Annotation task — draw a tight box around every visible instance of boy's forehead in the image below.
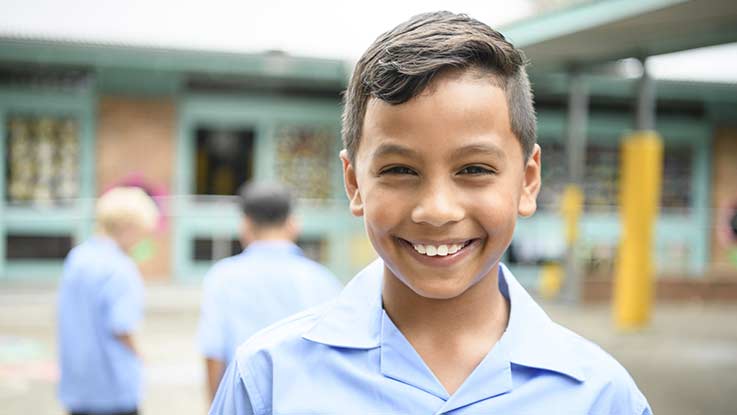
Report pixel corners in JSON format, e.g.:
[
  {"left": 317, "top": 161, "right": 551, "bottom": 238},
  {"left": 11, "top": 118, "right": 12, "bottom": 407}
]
[
  {"left": 362, "top": 74, "right": 510, "bottom": 134},
  {"left": 358, "top": 81, "right": 518, "bottom": 163}
]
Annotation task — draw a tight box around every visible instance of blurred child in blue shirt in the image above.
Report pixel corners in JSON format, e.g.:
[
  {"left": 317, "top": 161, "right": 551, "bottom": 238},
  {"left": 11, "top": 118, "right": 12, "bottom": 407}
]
[
  {"left": 210, "top": 11, "right": 651, "bottom": 414},
  {"left": 58, "top": 187, "right": 159, "bottom": 415},
  {"left": 198, "top": 181, "right": 341, "bottom": 402}
]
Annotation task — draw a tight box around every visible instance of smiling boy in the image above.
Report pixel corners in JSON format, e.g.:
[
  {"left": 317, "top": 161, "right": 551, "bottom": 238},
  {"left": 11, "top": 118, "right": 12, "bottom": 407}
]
[{"left": 210, "top": 11, "right": 651, "bottom": 414}]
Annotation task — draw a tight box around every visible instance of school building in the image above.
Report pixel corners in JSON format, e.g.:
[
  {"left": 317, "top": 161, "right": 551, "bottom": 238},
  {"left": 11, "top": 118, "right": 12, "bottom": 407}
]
[{"left": 1, "top": 1, "right": 736, "bottom": 300}]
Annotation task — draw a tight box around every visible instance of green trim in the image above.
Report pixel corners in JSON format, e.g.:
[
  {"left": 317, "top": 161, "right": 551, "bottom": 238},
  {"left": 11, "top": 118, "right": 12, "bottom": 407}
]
[
  {"left": 3, "top": 260, "right": 65, "bottom": 280},
  {"left": 255, "top": 122, "right": 277, "bottom": 181},
  {"left": 0, "top": 39, "right": 349, "bottom": 85},
  {"left": 0, "top": 112, "right": 5, "bottom": 277},
  {"left": 501, "top": 0, "right": 686, "bottom": 47},
  {"left": 532, "top": 73, "right": 737, "bottom": 104},
  {"left": 96, "top": 67, "right": 182, "bottom": 96},
  {"left": 690, "top": 128, "right": 712, "bottom": 274},
  {"left": 538, "top": 111, "right": 710, "bottom": 142},
  {"left": 3, "top": 208, "right": 87, "bottom": 234}
]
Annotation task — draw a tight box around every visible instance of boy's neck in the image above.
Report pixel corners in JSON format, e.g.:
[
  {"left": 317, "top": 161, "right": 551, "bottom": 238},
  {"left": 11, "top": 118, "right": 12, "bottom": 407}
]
[
  {"left": 382, "top": 265, "right": 509, "bottom": 337},
  {"left": 381, "top": 265, "right": 509, "bottom": 345},
  {"left": 381, "top": 265, "right": 510, "bottom": 395}
]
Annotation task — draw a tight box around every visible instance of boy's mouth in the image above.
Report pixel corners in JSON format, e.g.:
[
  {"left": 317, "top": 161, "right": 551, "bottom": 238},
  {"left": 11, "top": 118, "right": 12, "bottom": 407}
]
[{"left": 399, "top": 238, "right": 476, "bottom": 257}]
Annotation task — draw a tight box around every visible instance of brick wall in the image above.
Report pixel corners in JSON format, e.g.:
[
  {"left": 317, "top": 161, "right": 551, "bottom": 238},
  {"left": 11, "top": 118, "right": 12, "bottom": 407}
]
[{"left": 96, "top": 96, "right": 176, "bottom": 280}]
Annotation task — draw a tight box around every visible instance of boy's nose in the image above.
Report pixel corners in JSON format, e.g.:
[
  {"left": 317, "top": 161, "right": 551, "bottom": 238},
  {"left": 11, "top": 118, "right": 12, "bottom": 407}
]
[{"left": 410, "top": 183, "right": 465, "bottom": 227}]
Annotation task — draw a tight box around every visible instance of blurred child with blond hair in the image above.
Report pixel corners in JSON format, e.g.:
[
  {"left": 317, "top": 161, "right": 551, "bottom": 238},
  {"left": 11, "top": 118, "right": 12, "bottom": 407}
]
[{"left": 58, "top": 187, "right": 159, "bottom": 415}]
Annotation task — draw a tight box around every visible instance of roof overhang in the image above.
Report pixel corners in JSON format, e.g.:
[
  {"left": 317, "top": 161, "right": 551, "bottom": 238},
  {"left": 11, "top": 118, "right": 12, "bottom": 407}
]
[
  {"left": 0, "top": 38, "right": 349, "bottom": 86},
  {"left": 501, "top": 0, "right": 737, "bottom": 71}
]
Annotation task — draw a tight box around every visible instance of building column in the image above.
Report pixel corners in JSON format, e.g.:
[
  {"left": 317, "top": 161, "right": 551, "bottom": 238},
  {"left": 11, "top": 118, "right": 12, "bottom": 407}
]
[
  {"left": 560, "top": 69, "right": 589, "bottom": 304},
  {"left": 614, "top": 60, "right": 663, "bottom": 329}
]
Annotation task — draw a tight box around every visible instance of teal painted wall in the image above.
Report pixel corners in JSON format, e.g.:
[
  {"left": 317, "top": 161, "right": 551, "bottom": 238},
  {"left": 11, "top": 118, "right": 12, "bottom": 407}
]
[
  {"left": 511, "top": 110, "right": 712, "bottom": 284},
  {"left": 0, "top": 49, "right": 733, "bottom": 281}
]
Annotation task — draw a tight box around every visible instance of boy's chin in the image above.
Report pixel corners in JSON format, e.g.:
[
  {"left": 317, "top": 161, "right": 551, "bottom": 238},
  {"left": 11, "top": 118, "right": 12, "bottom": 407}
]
[{"left": 398, "top": 274, "right": 478, "bottom": 300}]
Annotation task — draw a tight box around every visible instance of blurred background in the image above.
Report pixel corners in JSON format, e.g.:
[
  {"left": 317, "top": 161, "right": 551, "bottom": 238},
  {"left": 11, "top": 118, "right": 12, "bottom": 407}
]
[{"left": 1, "top": 0, "right": 736, "bottom": 414}]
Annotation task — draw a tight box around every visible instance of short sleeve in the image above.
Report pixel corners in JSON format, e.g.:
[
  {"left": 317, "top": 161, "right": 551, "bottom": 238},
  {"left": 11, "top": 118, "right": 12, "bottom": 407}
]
[
  {"left": 590, "top": 361, "right": 652, "bottom": 415},
  {"left": 198, "top": 270, "right": 227, "bottom": 360},
  {"left": 104, "top": 261, "right": 144, "bottom": 335},
  {"left": 209, "top": 359, "right": 255, "bottom": 415}
]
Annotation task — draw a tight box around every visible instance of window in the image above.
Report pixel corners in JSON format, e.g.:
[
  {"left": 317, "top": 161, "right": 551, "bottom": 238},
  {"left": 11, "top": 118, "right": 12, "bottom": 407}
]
[
  {"left": 537, "top": 140, "right": 692, "bottom": 213},
  {"left": 661, "top": 146, "right": 692, "bottom": 213},
  {"left": 275, "top": 126, "right": 334, "bottom": 200},
  {"left": 583, "top": 144, "right": 619, "bottom": 213},
  {"left": 5, "top": 115, "right": 80, "bottom": 206},
  {"left": 5, "top": 234, "right": 73, "bottom": 260},
  {"left": 538, "top": 141, "right": 567, "bottom": 212},
  {"left": 191, "top": 236, "right": 326, "bottom": 263},
  {"left": 194, "top": 127, "right": 254, "bottom": 196},
  {"left": 192, "top": 237, "right": 242, "bottom": 261}
]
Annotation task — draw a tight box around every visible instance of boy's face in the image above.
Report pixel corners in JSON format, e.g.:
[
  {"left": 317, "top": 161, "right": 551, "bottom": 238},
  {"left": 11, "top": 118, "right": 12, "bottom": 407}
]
[
  {"left": 112, "top": 222, "right": 152, "bottom": 254},
  {"left": 341, "top": 70, "right": 541, "bottom": 300}
]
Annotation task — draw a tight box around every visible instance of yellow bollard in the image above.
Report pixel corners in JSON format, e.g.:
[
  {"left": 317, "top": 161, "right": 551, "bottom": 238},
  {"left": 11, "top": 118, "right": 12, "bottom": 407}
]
[
  {"left": 561, "top": 185, "right": 584, "bottom": 246},
  {"left": 539, "top": 262, "right": 564, "bottom": 299},
  {"left": 614, "top": 131, "right": 663, "bottom": 330}
]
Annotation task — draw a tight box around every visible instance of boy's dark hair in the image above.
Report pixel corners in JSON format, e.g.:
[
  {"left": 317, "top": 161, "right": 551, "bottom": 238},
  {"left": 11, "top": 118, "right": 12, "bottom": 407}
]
[
  {"left": 238, "top": 181, "right": 293, "bottom": 227},
  {"left": 341, "top": 11, "right": 536, "bottom": 163}
]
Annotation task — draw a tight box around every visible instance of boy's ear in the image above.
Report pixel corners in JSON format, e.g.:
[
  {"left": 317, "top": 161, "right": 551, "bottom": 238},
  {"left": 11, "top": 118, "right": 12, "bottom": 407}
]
[
  {"left": 340, "top": 149, "right": 364, "bottom": 217},
  {"left": 285, "top": 215, "right": 301, "bottom": 241},
  {"left": 518, "top": 144, "right": 542, "bottom": 218}
]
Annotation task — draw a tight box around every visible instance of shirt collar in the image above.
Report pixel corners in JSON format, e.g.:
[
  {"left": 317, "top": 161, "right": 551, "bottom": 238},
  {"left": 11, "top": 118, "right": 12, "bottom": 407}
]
[
  {"left": 243, "top": 240, "right": 302, "bottom": 256},
  {"left": 302, "top": 259, "right": 383, "bottom": 348},
  {"left": 302, "top": 259, "right": 585, "bottom": 382},
  {"left": 499, "top": 263, "right": 586, "bottom": 382}
]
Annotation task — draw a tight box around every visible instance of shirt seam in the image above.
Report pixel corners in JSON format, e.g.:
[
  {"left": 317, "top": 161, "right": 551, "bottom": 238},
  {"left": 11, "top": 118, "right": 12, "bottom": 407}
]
[
  {"left": 636, "top": 395, "right": 650, "bottom": 414},
  {"left": 240, "top": 357, "right": 268, "bottom": 415}
]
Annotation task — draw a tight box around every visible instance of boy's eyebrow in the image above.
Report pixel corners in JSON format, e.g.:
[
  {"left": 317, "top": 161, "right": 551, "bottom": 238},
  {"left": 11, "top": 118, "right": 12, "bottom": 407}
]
[
  {"left": 450, "top": 143, "right": 507, "bottom": 160},
  {"left": 371, "top": 143, "right": 419, "bottom": 159}
]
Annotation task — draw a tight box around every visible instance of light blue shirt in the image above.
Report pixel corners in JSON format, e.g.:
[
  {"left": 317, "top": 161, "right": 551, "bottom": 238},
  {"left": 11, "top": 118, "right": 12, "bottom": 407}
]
[
  {"left": 210, "top": 259, "right": 652, "bottom": 415},
  {"left": 198, "top": 241, "right": 342, "bottom": 365},
  {"left": 57, "top": 236, "right": 144, "bottom": 413}
]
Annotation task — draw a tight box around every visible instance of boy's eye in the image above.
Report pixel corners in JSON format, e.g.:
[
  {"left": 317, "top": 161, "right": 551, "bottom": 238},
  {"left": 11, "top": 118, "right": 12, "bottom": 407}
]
[
  {"left": 458, "top": 165, "right": 495, "bottom": 175},
  {"left": 380, "top": 166, "right": 418, "bottom": 176}
]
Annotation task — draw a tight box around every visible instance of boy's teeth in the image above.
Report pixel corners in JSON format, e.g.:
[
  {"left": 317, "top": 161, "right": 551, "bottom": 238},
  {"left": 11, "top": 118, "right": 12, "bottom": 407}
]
[{"left": 412, "top": 243, "right": 464, "bottom": 257}]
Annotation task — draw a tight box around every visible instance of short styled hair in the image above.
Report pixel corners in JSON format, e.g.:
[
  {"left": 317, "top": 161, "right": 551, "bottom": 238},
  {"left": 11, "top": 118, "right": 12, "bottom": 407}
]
[
  {"left": 96, "top": 187, "right": 159, "bottom": 235},
  {"left": 238, "top": 181, "right": 293, "bottom": 227},
  {"left": 342, "top": 11, "right": 536, "bottom": 163}
]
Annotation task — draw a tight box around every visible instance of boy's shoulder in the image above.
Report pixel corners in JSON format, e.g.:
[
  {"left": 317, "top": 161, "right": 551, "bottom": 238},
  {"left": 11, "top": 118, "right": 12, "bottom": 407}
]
[
  {"left": 233, "top": 260, "right": 382, "bottom": 362},
  {"left": 546, "top": 320, "right": 650, "bottom": 412},
  {"left": 232, "top": 301, "right": 334, "bottom": 363},
  {"left": 551, "top": 320, "right": 636, "bottom": 377}
]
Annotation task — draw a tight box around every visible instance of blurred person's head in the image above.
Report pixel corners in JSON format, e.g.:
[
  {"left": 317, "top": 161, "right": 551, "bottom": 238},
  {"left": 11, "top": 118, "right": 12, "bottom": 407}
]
[
  {"left": 238, "top": 181, "right": 299, "bottom": 245},
  {"left": 340, "top": 10, "right": 536, "bottom": 165},
  {"left": 96, "top": 187, "right": 159, "bottom": 253}
]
